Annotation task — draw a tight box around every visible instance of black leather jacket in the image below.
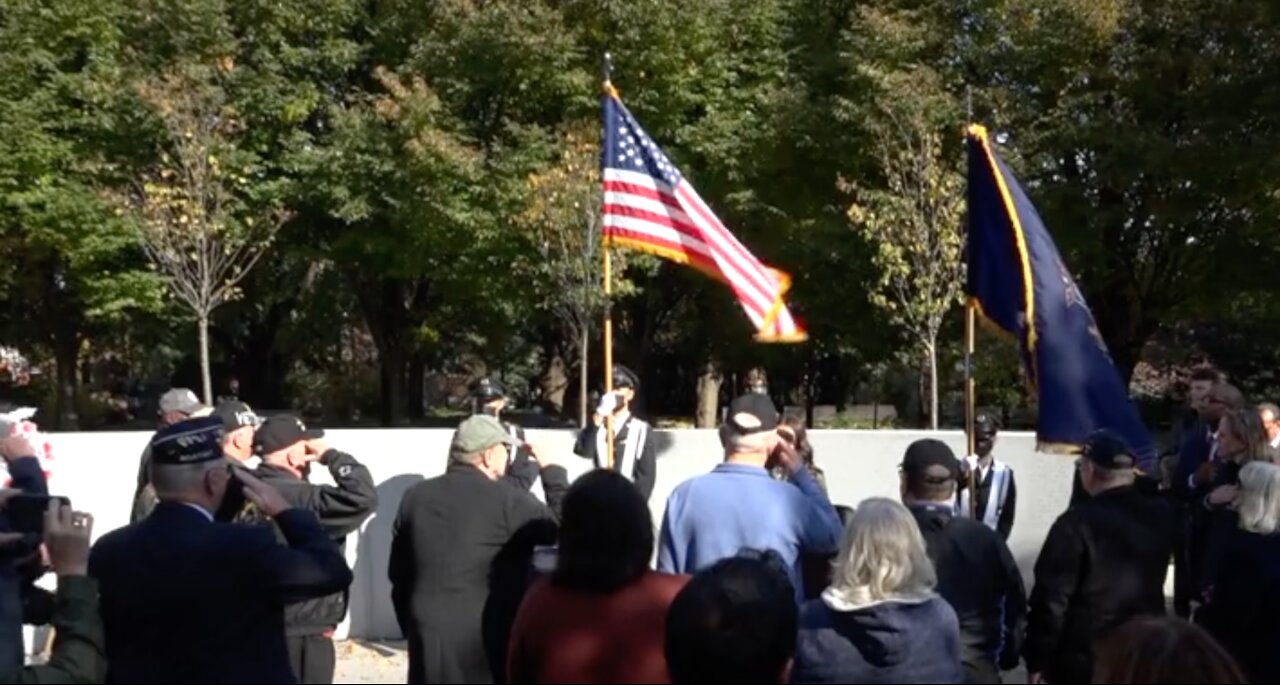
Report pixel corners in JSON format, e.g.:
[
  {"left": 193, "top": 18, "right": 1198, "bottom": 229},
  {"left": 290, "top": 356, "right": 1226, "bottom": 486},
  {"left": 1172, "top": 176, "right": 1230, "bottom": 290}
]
[
  {"left": 1026, "top": 486, "right": 1174, "bottom": 683},
  {"left": 246, "top": 450, "right": 377, "bottom": 634}
]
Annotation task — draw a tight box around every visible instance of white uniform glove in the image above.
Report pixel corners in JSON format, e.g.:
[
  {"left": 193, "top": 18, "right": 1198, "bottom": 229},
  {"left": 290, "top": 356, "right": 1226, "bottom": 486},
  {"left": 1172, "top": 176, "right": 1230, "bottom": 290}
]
[{"left": 596, "top": 392, "right": 619, "bottom": 417}]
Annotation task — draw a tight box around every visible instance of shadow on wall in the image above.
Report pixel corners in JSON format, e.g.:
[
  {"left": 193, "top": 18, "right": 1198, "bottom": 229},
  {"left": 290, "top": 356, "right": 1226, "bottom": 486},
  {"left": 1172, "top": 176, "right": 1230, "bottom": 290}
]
[
  {"left": 650, "top": 430, "right": 678, "bottom": 461},
  {"left": 351, "top": 473, "right": 425, "bottom": 640}
]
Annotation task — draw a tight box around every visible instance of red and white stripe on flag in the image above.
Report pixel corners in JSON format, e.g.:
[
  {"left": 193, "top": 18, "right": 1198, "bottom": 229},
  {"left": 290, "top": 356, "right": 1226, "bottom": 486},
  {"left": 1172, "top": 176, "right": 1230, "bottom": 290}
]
[{"left": 601, "top": 93, "right": 806, "bottom": 342}]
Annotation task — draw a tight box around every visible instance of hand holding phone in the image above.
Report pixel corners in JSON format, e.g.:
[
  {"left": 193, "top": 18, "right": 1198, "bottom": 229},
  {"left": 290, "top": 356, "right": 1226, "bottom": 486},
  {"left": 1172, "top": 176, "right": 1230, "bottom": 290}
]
[
  {"left": 43, "top": 499, "right": 92, "bottom": 577},
  {"left": 4, "top": 494, "right": 71, "bottom": 534}
]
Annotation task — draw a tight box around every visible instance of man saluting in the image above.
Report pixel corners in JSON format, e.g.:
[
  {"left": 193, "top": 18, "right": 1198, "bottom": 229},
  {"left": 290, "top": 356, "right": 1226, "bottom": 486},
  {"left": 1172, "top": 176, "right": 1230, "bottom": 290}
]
[
  {"left": 89, "top": 417, "right": 352, "bottom": 684},
  {"left": 574, "top": 365, "right": 656, "bottom": 500}
]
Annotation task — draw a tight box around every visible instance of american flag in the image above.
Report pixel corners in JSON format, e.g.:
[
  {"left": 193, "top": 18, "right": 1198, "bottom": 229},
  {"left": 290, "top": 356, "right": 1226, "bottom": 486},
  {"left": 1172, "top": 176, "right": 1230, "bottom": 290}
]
[{"left": 601, "top": 91, "right": 806, "bottom": 342}]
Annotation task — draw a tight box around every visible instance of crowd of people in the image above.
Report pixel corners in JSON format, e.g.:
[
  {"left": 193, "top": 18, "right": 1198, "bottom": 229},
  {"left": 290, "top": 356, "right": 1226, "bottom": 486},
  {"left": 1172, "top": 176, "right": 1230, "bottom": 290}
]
[{"left": 2, "top": 364, "right": 1279, "bottom": 684}]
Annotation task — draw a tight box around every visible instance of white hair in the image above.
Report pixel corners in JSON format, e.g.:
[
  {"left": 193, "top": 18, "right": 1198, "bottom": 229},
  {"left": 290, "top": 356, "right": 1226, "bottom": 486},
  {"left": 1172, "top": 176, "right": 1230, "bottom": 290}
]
[
  {"left": 1237, "top": 461, "right": 1280, "bottom": 535},
  {"left": 825, "top": 498, "right": 936, "bottom": 609},
  {"left": 718, "top": 424, "right": 776, "bottom": 455},
  {"left": 151, "top": 459, "right": 223, "bottom": 498}
]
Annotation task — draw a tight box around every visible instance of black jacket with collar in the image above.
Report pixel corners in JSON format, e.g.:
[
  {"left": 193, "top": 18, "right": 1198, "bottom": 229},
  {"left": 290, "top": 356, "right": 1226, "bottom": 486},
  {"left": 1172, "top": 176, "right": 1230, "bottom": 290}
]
[
  {"left": 247, "top": 449, "right": 377, "bottom": 635},
  {"left": 1026, "top": 486, "right": 1174, "bottom": 684},
  {"left": 910, "top": 504, "right": 1026, "bottom": 678}
]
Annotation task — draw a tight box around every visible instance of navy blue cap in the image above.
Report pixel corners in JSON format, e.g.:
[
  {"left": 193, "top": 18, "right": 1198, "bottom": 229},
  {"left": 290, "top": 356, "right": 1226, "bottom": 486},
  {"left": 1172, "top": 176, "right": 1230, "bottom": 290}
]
[
  {"left": 1081, "top": 430, "right": 1135, "bottom": 469},
  {"left": 150, "top": 416, "right": 226, "bottom": 465}
]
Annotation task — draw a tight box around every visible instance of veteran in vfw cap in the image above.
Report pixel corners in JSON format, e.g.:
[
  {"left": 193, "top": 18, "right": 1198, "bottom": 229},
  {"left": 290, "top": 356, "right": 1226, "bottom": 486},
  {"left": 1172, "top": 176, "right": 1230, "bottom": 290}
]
[
  {"left": 211, "top": 400, "right": 262, "bottom": 465},
  {"left": 572, "top": 364, "right": 657, "bottom": 500},
  {"left": 89, "top": 415, "right": 353, "bottom": 684}
]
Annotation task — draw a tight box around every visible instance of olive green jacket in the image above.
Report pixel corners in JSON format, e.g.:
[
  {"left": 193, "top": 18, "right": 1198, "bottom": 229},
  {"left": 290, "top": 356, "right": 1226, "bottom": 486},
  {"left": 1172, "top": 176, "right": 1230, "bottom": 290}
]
[{"left": 0, "top": 576, "right": 105, "bottom": 684}]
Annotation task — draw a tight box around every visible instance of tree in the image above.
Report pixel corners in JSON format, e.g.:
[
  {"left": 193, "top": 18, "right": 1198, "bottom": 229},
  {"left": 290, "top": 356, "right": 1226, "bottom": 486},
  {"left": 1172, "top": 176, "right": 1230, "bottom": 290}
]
[
  {"left": 129, "top": 66, "right": 286, "bottom": 404},
  {"left": 845, "top": 93, "right": 965, "bottom": 429},
  {"left": 516, "top": 124, "right": 605, "bottom": 423},
  {"left": 0, "top": 0, "right": 164, "bottom": 428}
]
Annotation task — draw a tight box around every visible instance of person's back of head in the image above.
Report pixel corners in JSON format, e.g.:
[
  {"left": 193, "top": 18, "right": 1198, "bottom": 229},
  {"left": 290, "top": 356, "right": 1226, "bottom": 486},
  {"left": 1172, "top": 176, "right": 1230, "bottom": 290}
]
[
  {"left": 718, "top": 394, "right": 782, "bottom": 467},
  {"left": 1237, "top": 461, "right": 1280, "bottom": 534},
  {"left": 899, "top": 439, "right": 960, "bottom": 505},
  {"left": 552, "top": 469, "right": 654, "bottom": 594},
  {"left": 665, "top": 551, "right": 797, "bottom": 684},
  {"left": 827, "top": 498, "right": 936, "bottom": 608},
  {"left": 148, "top": 417, "right": 232, "bottom": 513},
  {"left": 1093, "top": 616, "right": 1246, "bottom": 684}
]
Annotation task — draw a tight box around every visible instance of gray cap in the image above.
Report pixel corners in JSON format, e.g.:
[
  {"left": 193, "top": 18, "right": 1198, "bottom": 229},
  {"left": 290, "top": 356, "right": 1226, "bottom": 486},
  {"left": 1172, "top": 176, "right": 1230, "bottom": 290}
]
[
  {"left": 452, "top": 415, "right": 519, "bottom": 454},
  {"left": 159, "top": 388, "right": 206, "bottom": 416}
]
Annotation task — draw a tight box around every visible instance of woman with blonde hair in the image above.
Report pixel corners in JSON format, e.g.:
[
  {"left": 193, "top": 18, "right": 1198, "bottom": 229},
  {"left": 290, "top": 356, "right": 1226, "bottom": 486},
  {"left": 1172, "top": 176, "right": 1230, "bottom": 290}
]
[
  {"left": 1197, "top": 460, "right": 1280, "bottom": 682},
  {"left": 790, "top": 498, "right": 963, "bottom": 684}
]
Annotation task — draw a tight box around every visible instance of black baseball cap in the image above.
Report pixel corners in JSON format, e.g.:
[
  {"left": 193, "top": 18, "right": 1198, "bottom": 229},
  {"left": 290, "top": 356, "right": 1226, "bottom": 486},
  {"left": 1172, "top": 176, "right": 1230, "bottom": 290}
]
[
  {"left": 1080, "top": 430, "right": 1134, "bottom": 469},
  {"left": 253, "top": 415, "right": 324, "bottom": 455},
  {"left": 212, "top": 400, "right": 261, "bottom": 432},
  {"left": 901, "top": 439, "right": 961, "bottom": 484},
  {"left": 150, "top": 416, "right": 225, "bottom": 465},
  {"left": 723, "top": 393, "right": 780, "bottom": 435}
]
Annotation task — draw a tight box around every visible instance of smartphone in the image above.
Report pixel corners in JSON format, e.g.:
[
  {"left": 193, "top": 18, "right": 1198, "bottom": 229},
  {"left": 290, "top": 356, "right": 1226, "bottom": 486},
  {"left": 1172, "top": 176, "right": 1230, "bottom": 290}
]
[{"left": 5, "top": 494, "right": 71, "bottom": 535}]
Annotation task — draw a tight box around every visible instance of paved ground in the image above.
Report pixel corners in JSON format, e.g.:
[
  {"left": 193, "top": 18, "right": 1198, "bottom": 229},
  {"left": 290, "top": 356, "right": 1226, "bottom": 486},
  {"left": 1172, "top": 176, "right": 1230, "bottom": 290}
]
[
  {"left": 333, "top": 639, "right": 1031, "bottom": 683},
  {"left": 334, "top": 641, "right": 408, "bottom": 684}
]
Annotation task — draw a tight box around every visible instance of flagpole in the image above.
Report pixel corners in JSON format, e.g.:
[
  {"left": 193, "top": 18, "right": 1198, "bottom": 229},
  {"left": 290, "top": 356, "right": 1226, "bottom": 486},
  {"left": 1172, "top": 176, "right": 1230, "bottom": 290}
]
[
  {"left": 602, "top": 52, "right": 617, "bottom": 471},
  {"left": 965, "top": 302, "right": 977, "bottom": 519}
]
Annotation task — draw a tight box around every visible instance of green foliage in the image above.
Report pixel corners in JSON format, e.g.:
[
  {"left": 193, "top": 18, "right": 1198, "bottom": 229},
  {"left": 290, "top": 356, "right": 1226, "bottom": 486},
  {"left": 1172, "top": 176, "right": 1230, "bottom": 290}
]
[{"left": 3, "top": 0, "right": 1280, "bottom": 426}]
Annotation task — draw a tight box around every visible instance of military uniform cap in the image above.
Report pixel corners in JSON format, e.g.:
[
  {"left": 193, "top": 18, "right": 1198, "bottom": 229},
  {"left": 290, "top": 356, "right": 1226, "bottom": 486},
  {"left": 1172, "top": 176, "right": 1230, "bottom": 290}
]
[{"left": 470, "top": 377, "right": 507, "bottom": 401}]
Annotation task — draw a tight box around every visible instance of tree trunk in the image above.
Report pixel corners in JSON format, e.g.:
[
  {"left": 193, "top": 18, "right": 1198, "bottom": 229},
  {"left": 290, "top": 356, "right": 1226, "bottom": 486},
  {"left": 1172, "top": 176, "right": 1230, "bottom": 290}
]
[
  {"left": 695, "top": 359, "right": 722, "bottom": 428},
  {"left": 53, "top": 337, "right": 80, "bottom": 431},
  {"left": 926, "top": 340, "right": 939, "bottom": 430},
  {"left": 578, "top": 328, "right": 590, "bottom": 428},
  {"left": 407, "top": 353, "right": 426, "bottom": 420},
  {"left": 379, "top": 349, "right": 407, "bottom": 427},
  {"left": 540, "top": 352, "right": 569, "bottom": 416},
  {"left": 198, "top": 314, "right": 212, "bottom": 406}
]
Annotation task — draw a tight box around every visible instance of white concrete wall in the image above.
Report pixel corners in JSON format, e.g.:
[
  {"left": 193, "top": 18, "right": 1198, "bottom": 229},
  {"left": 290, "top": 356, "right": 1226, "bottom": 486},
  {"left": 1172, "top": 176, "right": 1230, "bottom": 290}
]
[{"left": 30, "top": 428, "right": 1074, "bottom": 640}]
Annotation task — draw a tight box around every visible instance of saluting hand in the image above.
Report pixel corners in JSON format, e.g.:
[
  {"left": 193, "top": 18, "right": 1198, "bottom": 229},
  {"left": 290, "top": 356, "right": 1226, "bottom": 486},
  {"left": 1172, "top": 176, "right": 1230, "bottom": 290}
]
[
  {"left": 772, "top": 435, "right": 802, "bottom": 476},
  {"left": 235, "top": 469, "right": 292, "bottom": 518},
  {"left": 526, "top": 442, "right": 551, "bottom": 469}
]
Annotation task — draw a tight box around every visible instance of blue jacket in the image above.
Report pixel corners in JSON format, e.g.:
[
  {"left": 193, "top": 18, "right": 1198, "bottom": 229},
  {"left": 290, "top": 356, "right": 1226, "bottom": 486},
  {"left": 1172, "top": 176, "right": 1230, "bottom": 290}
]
[
  {"left": 0, "top": 456, "right": 47, "bottom": 675},
  {"left": 90, "top": 502, "right": 352, "bottom": 683},
  {"left": 658, "top": 464, "right": 841, "bottom": 601},
  {"left": 791, "top": 595, "right": 965, "bottom": 684}
]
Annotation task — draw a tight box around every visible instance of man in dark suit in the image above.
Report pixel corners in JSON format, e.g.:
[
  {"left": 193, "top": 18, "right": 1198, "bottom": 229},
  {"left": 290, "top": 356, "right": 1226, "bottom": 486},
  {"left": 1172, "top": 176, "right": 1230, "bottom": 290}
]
[
  {"left": 389, "top": 415, "right": 569, "bottom": 685},
  {"left": 90, "top": 417, "right": 353, "bottom": 684},
  {"left": 573, "top": 365, "right": 657, "bottom": 500}
]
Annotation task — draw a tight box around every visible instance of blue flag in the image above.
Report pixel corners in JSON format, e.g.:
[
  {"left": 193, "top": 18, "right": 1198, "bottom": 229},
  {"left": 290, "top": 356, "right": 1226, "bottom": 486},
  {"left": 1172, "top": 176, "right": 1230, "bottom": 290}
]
[{"left": 966, "top": 125, "right": 1154, "bottom": 467}]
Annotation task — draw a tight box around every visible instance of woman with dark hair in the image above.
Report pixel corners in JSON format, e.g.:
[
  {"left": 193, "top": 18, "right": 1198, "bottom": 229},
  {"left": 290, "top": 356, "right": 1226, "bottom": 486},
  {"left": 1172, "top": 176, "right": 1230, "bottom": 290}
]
[
  {"left": 773, "top": 417, "right": 827, "bottom": 496},
  {"left": 506, "top": 470, "right": 688, "bottom": 683},
  {"left": 1093, "top": 616, "right": 1246, "bottom": 684}
]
